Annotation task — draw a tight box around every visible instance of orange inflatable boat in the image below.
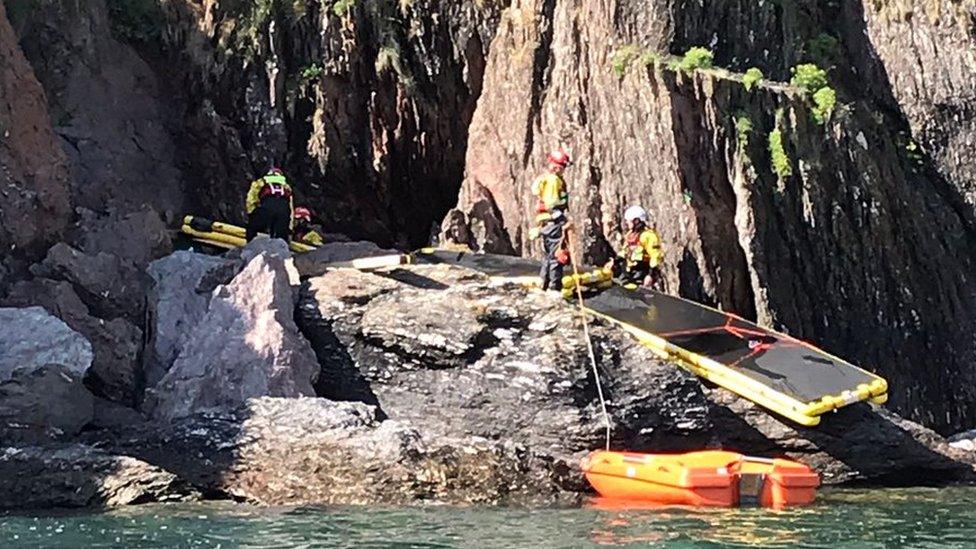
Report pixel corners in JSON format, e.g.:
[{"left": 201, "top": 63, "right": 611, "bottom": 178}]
[{"left": 581, "top": 450, "right": 819, "bottom": 508}]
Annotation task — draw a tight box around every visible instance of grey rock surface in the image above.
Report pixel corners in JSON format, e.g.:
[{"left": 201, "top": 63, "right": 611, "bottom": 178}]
[
  {"left": 2, "top": 279, "right": 143, "bottom": 406},
  {"left": 0, "top": 364, "right": 94, "bottom": 437},
  {"left": 0, "top": 444, "right": 198, "bottom": 510},
  {"left": 30, "top": 243, "right": 146, "bottom": 321},
  {"left": 0, "top": 306, "right": 92, "bottom": 382},
  {"left": 144, "top": 251, "right": 233, "bottom": 388},
  {"left": 147, "top": 250, "right": 319, "bottom": 421}
]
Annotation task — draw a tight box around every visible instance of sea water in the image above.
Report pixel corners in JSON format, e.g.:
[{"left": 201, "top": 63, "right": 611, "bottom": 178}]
[{"left": 2, "top": 487, "right": 975, "bottom": 548}]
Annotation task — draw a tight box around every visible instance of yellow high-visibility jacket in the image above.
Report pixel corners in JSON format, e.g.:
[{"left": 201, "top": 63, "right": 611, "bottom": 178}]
[
  {"left": 245, "top": 174, "right": 293, "bottom": 216},
  {"left": 531, "top": 172, "right": 568, "bottom": 224},
  {"left": 624, "top": 228, "right": 664, "bottom": 269},
  {"left": 297, "top": 229, "right": 325, "bottom": 246}
]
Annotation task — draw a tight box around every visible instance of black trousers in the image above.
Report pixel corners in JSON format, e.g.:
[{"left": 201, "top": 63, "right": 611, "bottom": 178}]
[
  {"left": 539, "top": 221, "right": 565, "bottom": 291},
  {"left": 246, "top": 197, "right": 291, "bottom": 241}
]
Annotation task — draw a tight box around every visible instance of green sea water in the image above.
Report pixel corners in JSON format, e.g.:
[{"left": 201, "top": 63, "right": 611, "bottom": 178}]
[{"left": 2, "top": 487, "right": 975, "bottom": 548}]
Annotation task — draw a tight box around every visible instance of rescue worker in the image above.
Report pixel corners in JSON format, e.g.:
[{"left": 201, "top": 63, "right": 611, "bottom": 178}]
[
  {"left": 245, "top": 166, "right": 294, "bottom": 242},
  {"left": 292, "top": 206, "right": 325, "bottom": 246},
  {"left": 605, "top": 205, "right": 664, "bottom": 289},
  {"left": 531, "top": 149, "right": 572, "bottom": 291}
]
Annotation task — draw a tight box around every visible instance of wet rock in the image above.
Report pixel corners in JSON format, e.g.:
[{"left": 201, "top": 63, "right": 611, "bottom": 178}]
[
  {"left": 2, "top": 279, "right": 143, "bottom": 406},
  {"left": 30, "top": 243, "right": 146, "bottom": 322},
  {"left": 0, "top": 306, "right": 92, "bottom": 382},
  {"left": 95, "top": 397, "right": 570, "bottom": 506},
  {"left": 146, "top": 250, "right": 319, "bottom": 421},
  {"left": 0, "top": 364, "right": 94, "bottom": 438},
  {"left": 0, "top": 444, "right": 198, "bottom": 510},
  {"left": 144, "top": 251, "right": 237, "bottom": 388}
]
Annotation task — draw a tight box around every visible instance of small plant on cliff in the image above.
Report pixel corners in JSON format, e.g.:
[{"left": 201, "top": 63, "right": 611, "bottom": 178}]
[
  {"left": 301, "top": 63, "right": 324, "bottom": 83},
  {"left": 790, "top": 64, "right": 828, "bottom": 94},
  {"left": 768, "top": 129, "right": 793, "bottom": 178},
  {"left": 735, "top": 115, "right": 753, "bottom": 148},
  {"left": 332, "top": 0, "right": 355, "bottom": 17},
  {"left": 742, "top": 67, "right": 764, "bottom": 91},
  {"left": 678, "top": 47, "right": 714, "bottom": 72},
  {"left": 640, "top": 51, "right": 661, "bottom": 68},
  {"left": 811, "top": 87, "right": 837, "bottom": 124},
  {"left": 611, "top": 45, "right": 643, "bottom": 76}
]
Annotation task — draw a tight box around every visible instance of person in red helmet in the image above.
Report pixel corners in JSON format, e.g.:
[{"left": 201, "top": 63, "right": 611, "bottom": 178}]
[
  {"left": 531, "top": 149, "right": 572, "bottom": 292},
  {"left": 292, "top": 206, "right": 324, "bottom": 246},
  {"left": 245, "top": 166, "right": 294, "bottom": 242}
]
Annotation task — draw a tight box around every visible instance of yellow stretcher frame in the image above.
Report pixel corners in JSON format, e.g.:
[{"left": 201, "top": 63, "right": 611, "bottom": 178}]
[
  {"left": 181, "top": 216, "right": 317, "bottom": 254},
  {"left": 413, "top": 249, "right": 888, "bottom": 427}
]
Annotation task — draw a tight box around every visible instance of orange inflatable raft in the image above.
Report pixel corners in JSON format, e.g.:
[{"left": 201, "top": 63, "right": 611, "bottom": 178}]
[{"left": 581, "top": 450, "right": 819, "bottom": 508}]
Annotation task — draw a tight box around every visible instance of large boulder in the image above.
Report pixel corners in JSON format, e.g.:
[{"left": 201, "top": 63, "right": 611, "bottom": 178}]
[
  {"left": 0, "top": 306, "right": 92, "bottom": 382},
  {"left": 143, "top": 251, "right": 234, "bottom": 388},
  {"left": 30, "top": 243, "right": 146, "bottom": 321},
  {"left": 146, "top": 249, "right": 320, "bottom": 421},
  {"left": 297, "top": 263, "right": 975, "bottom": 487},
  {"left": 0, "top": 364, "right": 94, "bottom": 437},
  {"left": 70, "top": 207, "right": 173, "bottom": 269},
  {"left": 0, "top": 444, "right": 198, "bottom": 510},
  {"left": 0, "top": 307, "right": 95, "bottom": 438},
  {"left": 2, "top": 279, "right": 142, "bottom": 406},
  {"left": 92, "top": 397, "right": 570, "bottom": 506}
]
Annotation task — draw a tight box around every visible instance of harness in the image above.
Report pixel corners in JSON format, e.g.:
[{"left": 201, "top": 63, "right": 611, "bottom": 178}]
[{"left": 259, "top": 175, "right": 292, "bottom": 200}]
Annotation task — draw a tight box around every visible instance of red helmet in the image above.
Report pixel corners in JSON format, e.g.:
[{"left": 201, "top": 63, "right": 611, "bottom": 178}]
[
  {"left": 294, "top": 206, "right": 313, "bottom": 221},
  {"left": 547, "top": 149, "right": 571, "bottom": 168},
  {"left": 268, "top": 166, "right": 284, "bottom": 176}
]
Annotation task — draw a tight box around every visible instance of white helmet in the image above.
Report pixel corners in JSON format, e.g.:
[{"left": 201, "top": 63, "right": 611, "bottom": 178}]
[{"left": 624, "top": 205, "right": 649, "bottom": 224}]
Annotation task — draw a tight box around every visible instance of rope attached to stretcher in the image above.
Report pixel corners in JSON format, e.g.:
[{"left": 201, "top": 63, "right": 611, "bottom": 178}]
[{"left": 565, "top": 227, "right": 611, "bottom": 451}]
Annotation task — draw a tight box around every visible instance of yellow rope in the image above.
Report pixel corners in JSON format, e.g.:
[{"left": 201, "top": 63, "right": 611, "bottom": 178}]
[{"left": 565, "top": 227, "right": 611, "bottom": 451}]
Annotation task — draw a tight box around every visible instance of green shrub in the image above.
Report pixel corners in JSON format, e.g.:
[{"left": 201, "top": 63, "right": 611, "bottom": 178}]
[
  {"left": 768, "top": 130, "right": 793, "bottom": 178},
  {"left": 679, "top": 47, "right": 714, "bottom": 72},
  {"left": 790, "top": 63, "right": 828, "bottom": 94},
  {"left": 742, "top": 67, "right": 763, "bottom": 91},
  {"left": 611, "top": 45, "right": 643, "bottom": 76},
  {"left": 333, "top": 0, "right": 355, "bottom": 17},
  {"left": 811, "top": 87, "right": 837, "bottom": 124},
  {"left": 301, "top": 63, "right": 323, "bottom": 82},
  {"left": 735, "top": 115, "right": 753, "bottom": 147},
  {"left": 639, "top": 51, "right": 660, "bottom": 68}
]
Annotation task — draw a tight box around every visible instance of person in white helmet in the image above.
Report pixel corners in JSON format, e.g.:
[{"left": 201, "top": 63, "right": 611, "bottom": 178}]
[{"left": 605, "top": 205, "right": 664, "bottom": 289}]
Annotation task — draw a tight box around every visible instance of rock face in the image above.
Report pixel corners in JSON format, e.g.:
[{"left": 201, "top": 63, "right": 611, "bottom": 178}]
[
  {"left": 147, "top": 247, "right": 319, "bottom": 421},
  {"left": 96, "top": 397, "right": 572, "bottom": 506},
  {"left": 0, "top": 307, "right": 92, "bottom": 382},
  {"left": 0, "top": 444, "right": 198, "bottom": 510},
  {"left": 0, "top": 307, "right": 95, "bottom": 437},
  {"left": 296, "top": 263, "right": 974, "bottom": 487},
  {"left": 0, "top": 2, "right": 71, "bottom": 265},
  {"left": 2, "top": 279, "right": 142, "bottom": 406},
  {"left": 143, "top": 251, "right": 235, "bottom": 388},
  {"left": 445, "top": 0, "right": 976, "bottom": 434}
]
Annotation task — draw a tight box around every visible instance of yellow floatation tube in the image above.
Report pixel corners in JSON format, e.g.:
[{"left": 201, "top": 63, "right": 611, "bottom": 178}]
[{"left": 181, "top": 215, "right": 318, "bottom": 254}]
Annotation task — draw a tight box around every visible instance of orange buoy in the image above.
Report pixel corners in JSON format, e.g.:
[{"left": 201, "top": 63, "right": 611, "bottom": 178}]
[{"left": 581, "top": 450, "right": 819, "bottom": 508}]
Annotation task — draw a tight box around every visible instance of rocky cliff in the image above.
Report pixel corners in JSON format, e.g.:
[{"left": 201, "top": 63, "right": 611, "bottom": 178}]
[
  {"left": 3, "top": 241, "right": 973, "bottom": 510},
  {"left": 1, "top": 0, "right": 975, "bottom": 509},
  {"left": 444, "top": 0, "right": 976, "bottom": 434}
]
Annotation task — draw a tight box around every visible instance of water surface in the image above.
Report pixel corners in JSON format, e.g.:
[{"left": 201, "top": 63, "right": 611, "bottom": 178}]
[{"left": 3, "top": 487, "right": 975, "bottom": 548}]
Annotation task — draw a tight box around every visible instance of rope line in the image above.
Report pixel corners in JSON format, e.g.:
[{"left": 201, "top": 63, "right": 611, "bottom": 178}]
[{"left": 565, "top": 227, "right": 611, "bottom": 451}]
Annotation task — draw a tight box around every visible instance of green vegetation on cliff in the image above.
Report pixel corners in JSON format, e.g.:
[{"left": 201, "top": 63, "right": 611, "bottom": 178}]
[{"left": 768, "top": 129, "right": 793, "bottom": 178}]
